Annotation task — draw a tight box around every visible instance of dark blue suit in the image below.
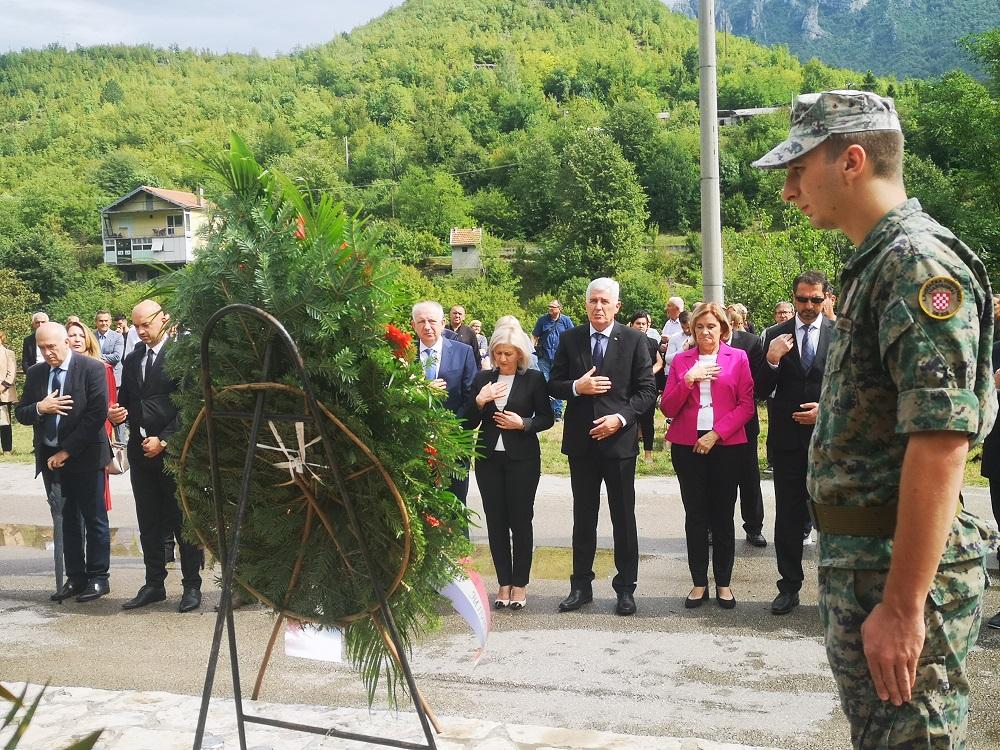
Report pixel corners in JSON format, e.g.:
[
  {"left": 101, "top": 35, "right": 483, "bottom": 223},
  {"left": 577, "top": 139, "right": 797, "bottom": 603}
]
[
  {"left": 16, "top": 352, "right": 111, "bottom": 585},
  {"left": 422, "top": 336, "right": 477, "bottom": 507}
]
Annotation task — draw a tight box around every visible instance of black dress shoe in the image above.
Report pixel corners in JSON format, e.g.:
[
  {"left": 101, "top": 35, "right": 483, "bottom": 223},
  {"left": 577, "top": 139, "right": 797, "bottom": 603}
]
[
  {"left": 50, "top": 580, "right": 86, "bottom": 602},
  {"left": 716, "top": 588, "right": 736, "bottom": 609},
  {"left": 771, "top": 591, "right": 800, "bottom": 615},
  {"left": 179, "top": 587, "right": 202, "bottom": 613},
  {"left": 746, "top": 532, "right": 767, "bottom": 548},
  {"left": 122, "top": 584, "right": 167, "bottom": 610},
  {"left": 615, "top": 591, "right": 636, "bottom": 616},
  {"left": 987, "top": 610, "right": 1000, "bottom": 630},
  {"left": 684, "top": 588, "right": 709, "bottom": 608},
  {"left": 75, "top": 580, "right": 110, "bottom": 602},
  {"left": 557, "top": 589, "right": 593, "bottom": 612}
]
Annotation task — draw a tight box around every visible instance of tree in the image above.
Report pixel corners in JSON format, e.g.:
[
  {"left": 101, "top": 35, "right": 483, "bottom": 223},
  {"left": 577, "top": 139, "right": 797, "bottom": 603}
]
[
  {"left": 99, "top": 78, "right": 124, "bottom": 105},
  {"left": 45, "top": 265, "right": 146, "bottom": 323},
  {"left": 395, "top": 167, "right": 471, "bottom": 238},
  {"left": 542, "top": 130, "right": 649, "bottom": 287},
  {"left": 94, "top": 152, "right": 158, "bottom": 196},
  {"left": 0, "top": 227, "right": 76, "bottom": 305},
  {"left": 0, "top": 269, "right": 40, "bottom": 344}
]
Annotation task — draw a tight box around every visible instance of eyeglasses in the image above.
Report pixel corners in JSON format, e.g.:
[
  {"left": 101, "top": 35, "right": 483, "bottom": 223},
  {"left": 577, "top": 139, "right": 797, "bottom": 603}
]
[{"left": 795, "top": 296, "right": 826, "bottom": 305}]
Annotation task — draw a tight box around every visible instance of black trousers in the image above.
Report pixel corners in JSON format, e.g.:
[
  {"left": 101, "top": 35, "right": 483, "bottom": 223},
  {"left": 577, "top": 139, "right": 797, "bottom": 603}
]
[
  {"left": 736, "top": 438, "right": 764, "bottom": 535},
  {"left": 128, "top": 441, "right": 202, "bottom": 588},
  {"left": 772, "top": 443, "right": 811, "bottom": 594},
  {"left": 637, "top": 406, "right": 656, "bottom": 452},
  {"left": 474, "top": 451, "right": 540, "bottom": 587},
  {"left": 0, "top": 405, "right": 11, "bottom": 451},
  {"left": 41, "top": 459, "right": 110, "bottom": 584},
  {"left": 671, "top": 442, "right": 740, "bottom": 587},
  {"left": 567, "top": 453, "right": 639, "bottom": 594}
]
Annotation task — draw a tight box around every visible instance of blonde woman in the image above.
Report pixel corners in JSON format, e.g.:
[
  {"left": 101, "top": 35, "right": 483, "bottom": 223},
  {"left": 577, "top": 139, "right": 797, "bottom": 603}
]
[{"left": 464, "top": 322, "right": 554, "bottom": 610}]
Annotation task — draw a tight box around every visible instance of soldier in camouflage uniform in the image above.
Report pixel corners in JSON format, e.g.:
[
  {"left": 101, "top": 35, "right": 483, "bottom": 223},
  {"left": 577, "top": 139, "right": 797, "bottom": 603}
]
[{"left": 754, "top": 90, "right": 998, "bottom": 748}]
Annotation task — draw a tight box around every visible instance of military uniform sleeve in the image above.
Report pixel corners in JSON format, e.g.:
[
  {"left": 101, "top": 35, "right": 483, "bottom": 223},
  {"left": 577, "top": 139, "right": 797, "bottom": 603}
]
[{"left": 876, "top": 239, "right": 984, "bottom": 436}]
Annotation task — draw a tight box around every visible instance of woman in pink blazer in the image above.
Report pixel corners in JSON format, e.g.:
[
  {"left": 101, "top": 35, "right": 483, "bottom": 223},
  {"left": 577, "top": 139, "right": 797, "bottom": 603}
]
[{"left": 661, "top": 302, "right": 755, "bottom": 610}]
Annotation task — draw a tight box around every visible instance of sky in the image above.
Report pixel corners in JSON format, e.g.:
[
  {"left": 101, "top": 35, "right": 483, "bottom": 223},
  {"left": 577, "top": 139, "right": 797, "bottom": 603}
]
[{"left": 0, "top": 0, "right": 402, "bottom": 56}]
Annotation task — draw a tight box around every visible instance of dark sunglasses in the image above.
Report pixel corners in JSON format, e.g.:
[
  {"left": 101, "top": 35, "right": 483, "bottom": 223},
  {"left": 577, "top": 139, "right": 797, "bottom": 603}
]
[{"left": 795, "top": 295, "right": 825, "bottom": 305}]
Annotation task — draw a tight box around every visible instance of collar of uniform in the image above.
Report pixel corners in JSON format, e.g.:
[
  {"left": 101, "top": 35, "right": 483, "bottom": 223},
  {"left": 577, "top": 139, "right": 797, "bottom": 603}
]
[{"left": 843, "top": 197, "right": 923, "bottom": 276}]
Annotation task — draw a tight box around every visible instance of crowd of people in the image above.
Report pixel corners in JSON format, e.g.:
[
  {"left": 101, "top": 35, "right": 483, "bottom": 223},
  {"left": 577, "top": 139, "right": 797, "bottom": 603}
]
[{"left": 4, "top": 88, "right": 1000, "bottom": 749}]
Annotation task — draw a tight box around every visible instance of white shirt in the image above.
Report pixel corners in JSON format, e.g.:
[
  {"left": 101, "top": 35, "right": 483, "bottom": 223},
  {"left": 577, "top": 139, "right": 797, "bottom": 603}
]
[
  {"left": 124, "top": 326, "right": 140, "bottom": 359},
  {"left": 661, "top": 318, "right": 683, "bottom": 339},
  {"left": 493, "top": 373, "right": 516, "bottom": 452},
  {"left": 40, "top": 350, "right": 72, "bottom": 446},
  {"left": 570, "top": 323, "right": 625, "bottom": 427},
  {"left": 137, "top": 340, "right": 166, "bottom": 438},
  {"left": 696, "top": 353, "right": 716, "bottom": 431},
  {"left": 664, "top": 330, "right": 691, "bottom": 369},
  {"left": 767, "top": 315, "right": 819, "bottom": 370},
  {"left": 419, "top": 337, "right": 444, "bottom": 376}
]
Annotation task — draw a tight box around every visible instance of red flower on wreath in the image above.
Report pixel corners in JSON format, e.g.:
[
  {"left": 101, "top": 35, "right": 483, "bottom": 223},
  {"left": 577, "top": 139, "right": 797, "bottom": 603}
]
[
  {"left": 423, "top": 513, "right": 442, "bottom": 528},
  {"left": 293, "top": 214, "right": 307, "bottom": 241},
  {"left": 340, "top": 241, "right": 349, "bottom": 250},
  {"left": 384, "top": 324, "right": 412, "bottom": 360}
]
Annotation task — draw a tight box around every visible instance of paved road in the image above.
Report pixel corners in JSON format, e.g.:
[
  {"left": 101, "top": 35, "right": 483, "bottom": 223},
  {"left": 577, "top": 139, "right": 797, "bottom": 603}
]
[{"left": 2, "top": 461, "right": 999, "bottom": 749}]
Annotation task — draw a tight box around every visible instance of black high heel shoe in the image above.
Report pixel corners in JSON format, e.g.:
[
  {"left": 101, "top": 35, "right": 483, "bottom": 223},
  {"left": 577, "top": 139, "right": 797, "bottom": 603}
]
[
  {"left": 684, "top": 588, "right": 709, "bottom": 609},
  {"left": 716, "top": 588, "right": 736, "bottom": 609}
]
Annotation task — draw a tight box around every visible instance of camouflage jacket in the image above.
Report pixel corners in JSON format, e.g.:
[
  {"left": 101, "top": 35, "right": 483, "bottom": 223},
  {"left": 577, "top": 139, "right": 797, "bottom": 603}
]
[{"left": 808, "top": 198, "right": 998, "bottom": 569}]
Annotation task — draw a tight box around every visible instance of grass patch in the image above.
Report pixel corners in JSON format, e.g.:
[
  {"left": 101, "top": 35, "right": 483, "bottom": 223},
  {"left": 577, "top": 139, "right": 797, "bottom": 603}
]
[{"left": 0, "top": 420, "right": 33, "bottom": 463}]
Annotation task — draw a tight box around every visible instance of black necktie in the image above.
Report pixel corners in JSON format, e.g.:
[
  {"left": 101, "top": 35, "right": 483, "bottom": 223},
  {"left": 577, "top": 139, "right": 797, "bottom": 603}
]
[
  {"left": 45, "top": 367, "right": 62, "bottom": 443},
  {"left": 592, "top": 332, "right": 605, "bottom": 372},
  {"left": 144, "top": 348, "right": 155, "bottom": 383},
  {"left": 800, "top": 324, "right": 815, "bottom": 370}
]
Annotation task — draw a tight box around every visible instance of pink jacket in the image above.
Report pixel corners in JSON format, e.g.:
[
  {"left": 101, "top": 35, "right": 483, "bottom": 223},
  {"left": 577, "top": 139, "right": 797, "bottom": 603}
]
[{"left": 660, "top": 342, "right": 755, "bottom": 446}]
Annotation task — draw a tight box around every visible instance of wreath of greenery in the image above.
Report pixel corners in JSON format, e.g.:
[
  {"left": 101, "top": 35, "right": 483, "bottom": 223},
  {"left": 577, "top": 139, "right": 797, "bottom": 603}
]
[{"left": 165, "top": 134, "right": 475, "bottom": 703}]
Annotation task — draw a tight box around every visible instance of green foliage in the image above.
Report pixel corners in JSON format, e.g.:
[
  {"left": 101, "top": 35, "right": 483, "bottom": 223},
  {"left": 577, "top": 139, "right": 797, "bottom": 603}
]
[
  {"left": 542, "top": 129, "right": 649, "bottom": 287},
  {"left": 373, "top": 220, "right": 449, "bottom": 266},
  {"left": 45, "top": 265, "right": 149, "bottom": 324},
  {"left": 395, "top": 167, "right": 472, "bottom": 237},
  {"left": 93, "top": 152, "right": 158, "bottom": 196},
  {"left": 0, "top": 227, "right": 76, "bottom": 305},
  {"left": 0, "top": 269, "right": 39, "bottom": 342},
  {"left": 168, "top": 134, "right": 474, "bottom": 705},
  {"left": 99, "top": 78, "right": 124, "bottom": 105}
]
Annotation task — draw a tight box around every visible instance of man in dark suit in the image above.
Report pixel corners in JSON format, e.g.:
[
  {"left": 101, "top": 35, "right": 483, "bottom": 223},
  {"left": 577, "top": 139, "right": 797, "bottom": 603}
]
[
  {"left": 16, "top": 322, "right": 112, "bottom": 603},
  {"left": 94, "top": 310, "right": 125, "bottom": 387},
  {"left": 21, "top": 312, "right": 49, "bottom": 374},
  {"left": 109, "top": 299, "right": 203, "bottom": 612},
  {"left": 727, "top": 326, "right": 768, "bottom": 547},
  {"left": 446, "top": 304, "right": 483, "bottom": 369},
  {"left": 548, "top": 277, "right": 656, "bottom": 616},
  {"left": 756, "top": 271, "right": 835, "bottom": 615},
  {"left": 411, "top": 301, "right": 478, "bottom": 506}
]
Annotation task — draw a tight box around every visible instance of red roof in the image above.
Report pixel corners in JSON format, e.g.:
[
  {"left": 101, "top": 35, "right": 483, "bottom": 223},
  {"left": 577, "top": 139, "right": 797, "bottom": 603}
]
[
  {"left": 101, "top": 185, "right": 203, "bottom": 212},
  {"left": 449, "top": 227, "right": 483, "bottom": 246}
]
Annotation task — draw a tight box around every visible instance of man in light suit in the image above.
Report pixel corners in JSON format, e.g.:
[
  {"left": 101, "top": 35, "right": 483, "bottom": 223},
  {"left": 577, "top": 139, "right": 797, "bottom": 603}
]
[
  {"left": 109, "top": 299, "right": 203, "bottom": 613},
  {"left": 756, "top": 271, "right": 835, "bottom": 615},
  {"left": 16, "top": 322, "right": 112, "bottom": 603},
  {"left": 548, "top": 278, "right": 656, "bottom": 616},
  {"left": 411, "top": 300, "right": 478, "bottom": 505},
  {"left": 94, "top": 310, "right": 125, "bottom": 387}
]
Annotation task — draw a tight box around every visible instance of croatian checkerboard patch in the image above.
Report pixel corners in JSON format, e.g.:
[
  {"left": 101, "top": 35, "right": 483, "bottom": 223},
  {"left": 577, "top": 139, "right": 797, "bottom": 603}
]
[{"left": 918, "top": 276, "right": 963, "bottom": 320}]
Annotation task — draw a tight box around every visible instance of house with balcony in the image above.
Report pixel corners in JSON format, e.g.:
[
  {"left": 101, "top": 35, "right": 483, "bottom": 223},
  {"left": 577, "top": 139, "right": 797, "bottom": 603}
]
[{"left": 101, "top": 186, "right": 209, "bottom": 280}]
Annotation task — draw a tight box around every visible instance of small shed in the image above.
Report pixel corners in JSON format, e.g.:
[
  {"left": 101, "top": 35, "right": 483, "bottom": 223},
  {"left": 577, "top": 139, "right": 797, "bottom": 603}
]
[{"left": 449, "top": 227, "right": 483, "bottom": 276}]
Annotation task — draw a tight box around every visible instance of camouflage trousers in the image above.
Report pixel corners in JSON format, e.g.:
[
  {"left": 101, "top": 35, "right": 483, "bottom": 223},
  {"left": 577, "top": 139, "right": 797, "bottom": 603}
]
[{"left": 818, "top": 557, "right": 986, "bottom": 749}]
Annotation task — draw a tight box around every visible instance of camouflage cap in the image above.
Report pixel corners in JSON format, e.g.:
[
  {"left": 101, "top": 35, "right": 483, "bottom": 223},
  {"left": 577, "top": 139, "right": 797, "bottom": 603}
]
[{"left": 752, "top": 90, "right": 901, "bottom": 169}]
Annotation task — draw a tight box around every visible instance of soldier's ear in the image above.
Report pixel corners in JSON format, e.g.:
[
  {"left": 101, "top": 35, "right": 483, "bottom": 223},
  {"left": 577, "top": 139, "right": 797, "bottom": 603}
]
[{"left": 842, "top": 144, "right": 867, "bottom": 182}]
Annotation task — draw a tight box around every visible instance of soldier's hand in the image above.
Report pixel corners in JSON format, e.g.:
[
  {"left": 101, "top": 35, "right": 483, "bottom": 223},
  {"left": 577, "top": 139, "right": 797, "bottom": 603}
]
[
  {"left": 861, "top": 602, "right": 925, "bottom": 706},
  {"left": 792, "top": 402, "right": 818, "bottom": 425},
  {"left": 766, "top": 333, "right": 795, "bottom": 366},
  {"left": 575, "top": 366, "right": 612, "bottom": 396}
]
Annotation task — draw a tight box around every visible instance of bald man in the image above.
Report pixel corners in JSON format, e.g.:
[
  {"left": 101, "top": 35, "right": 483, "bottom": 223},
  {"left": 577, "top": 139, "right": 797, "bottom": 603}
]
[
  {"left": 110, "top": 300, "right": 203, "bottom": 612},
  {"left": 16, "top": 322, "right": 112, "bottom": 602}
]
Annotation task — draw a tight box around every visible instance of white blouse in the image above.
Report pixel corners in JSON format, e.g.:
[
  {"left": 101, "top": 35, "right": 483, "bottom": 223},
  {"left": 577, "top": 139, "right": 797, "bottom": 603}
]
[
  {"left": 696, "top": 354, "right": 716, "bottom": 431},
  {"left": 494, "top": 373, "right": 516, "bottom": 451}
]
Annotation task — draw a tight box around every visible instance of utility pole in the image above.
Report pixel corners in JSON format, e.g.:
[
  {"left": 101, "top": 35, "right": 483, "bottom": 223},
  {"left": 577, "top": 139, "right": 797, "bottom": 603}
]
[
  {"left": 699, "top": 0, "right": 724, "bottom": 304},
  {"left": 344, "top": 136, "right": 350, "bottom": 168}
]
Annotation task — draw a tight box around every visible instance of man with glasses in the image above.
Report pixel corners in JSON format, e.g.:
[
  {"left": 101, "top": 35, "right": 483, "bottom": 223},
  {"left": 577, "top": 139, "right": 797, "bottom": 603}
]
[
  {"left": 757, "top": 271, "right": 835, "bottom": 615},
  {"left": 109, "top": 299, "right": 203, "bottom": 613},
  {"left": 531, "top": 300, "right": 574, "bottom": 422}
]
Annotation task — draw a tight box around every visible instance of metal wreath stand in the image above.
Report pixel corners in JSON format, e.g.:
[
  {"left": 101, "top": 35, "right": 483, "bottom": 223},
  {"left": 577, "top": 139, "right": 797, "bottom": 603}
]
[{"left": 188, "top": 304, "right": 438, "bottom": 750}]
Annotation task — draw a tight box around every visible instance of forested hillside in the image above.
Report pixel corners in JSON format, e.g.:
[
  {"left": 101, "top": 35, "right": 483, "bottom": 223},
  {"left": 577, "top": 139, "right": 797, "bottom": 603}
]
[{"left": 0, "top": 0, "right": 998, "bottom": 336}]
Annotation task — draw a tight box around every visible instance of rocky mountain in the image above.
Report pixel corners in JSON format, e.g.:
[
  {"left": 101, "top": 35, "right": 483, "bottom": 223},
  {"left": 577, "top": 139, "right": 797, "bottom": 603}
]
[{"left": 665, "top": 0, "right": 999, "bottom": 78}]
